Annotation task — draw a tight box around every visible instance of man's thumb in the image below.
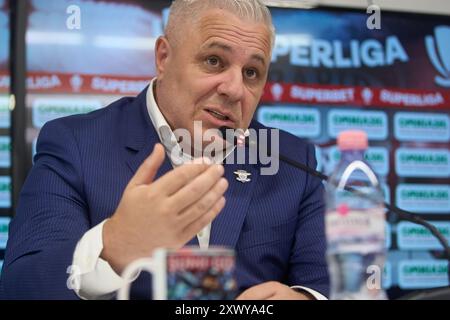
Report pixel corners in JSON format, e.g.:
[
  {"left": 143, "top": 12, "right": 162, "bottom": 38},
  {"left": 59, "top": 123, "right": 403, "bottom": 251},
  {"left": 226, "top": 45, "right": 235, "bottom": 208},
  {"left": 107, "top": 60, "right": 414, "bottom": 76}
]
[{"left": 130, "top": 143, "right": 165, "bottom": 186}]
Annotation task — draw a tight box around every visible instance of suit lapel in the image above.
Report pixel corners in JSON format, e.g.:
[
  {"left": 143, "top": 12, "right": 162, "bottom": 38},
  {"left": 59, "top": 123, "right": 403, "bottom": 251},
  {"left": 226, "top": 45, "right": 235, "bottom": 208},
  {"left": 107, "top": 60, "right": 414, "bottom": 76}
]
[
  {"left": 123, "top": 87, "right": 173, "bottom": 180},
  {"left": 122, "top": 88, "right": 197, "bottom": 245},
  {"left": 188, "top": 160, "right": 259, "bottom": 249},
  {"left": 209, "top": 160, "right": 259, "bottom": 248}
]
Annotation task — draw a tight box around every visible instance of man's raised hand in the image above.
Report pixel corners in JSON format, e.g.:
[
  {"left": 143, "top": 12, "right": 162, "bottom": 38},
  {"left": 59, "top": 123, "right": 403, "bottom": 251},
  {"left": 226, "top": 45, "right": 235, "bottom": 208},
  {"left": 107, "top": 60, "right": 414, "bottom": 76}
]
[{"left": 101, "top": 143, "right": 228, "bottom": 274}]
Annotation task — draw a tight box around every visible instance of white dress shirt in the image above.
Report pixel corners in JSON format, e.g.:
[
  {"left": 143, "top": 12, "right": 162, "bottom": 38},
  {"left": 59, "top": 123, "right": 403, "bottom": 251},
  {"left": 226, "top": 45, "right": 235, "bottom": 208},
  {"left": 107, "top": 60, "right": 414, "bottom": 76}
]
[{"left": 71, "top": 79, "right": 327, "bottom": 300}]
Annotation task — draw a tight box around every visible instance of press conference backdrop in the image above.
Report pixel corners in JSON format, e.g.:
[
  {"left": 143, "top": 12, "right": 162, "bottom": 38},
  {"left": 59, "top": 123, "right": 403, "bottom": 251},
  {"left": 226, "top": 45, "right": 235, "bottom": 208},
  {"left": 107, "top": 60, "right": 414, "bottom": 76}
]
[
  {"left": 2, "top": 0, "right": 450, "bottom": 299},
  {"left": 0, "top": 0, "right": 11, "bottom": 271}
]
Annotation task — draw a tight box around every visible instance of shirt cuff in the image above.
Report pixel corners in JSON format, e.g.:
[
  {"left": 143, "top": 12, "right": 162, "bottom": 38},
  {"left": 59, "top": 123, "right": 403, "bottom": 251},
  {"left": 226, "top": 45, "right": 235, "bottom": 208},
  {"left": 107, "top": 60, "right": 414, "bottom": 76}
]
[
  {"left": 290, "top": 286, "right": 328, "bottom": 300},
  {"left": 71, "top": 219, "right": 127, "bottom": 300}
]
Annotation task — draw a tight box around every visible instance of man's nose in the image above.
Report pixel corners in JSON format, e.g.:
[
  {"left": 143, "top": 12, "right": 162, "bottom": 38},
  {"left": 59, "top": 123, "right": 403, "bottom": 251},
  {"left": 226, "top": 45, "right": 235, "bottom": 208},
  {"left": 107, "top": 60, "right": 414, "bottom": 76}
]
[{"left": 217, "top": 67, "right": 245, "bottom": 104}]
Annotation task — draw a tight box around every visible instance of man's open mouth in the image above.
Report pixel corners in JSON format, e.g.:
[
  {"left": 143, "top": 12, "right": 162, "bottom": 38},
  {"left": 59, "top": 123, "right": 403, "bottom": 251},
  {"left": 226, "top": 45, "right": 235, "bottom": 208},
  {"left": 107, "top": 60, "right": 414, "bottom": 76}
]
[{"left": 206, "top": 109, "right": 230, "bottom": 121}]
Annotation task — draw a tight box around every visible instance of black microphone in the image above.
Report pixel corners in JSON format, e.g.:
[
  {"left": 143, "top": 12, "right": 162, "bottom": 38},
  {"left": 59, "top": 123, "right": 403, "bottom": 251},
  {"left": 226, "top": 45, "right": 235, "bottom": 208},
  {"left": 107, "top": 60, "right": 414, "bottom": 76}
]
[{"left": 218, "top": 126, "right": 450, "bottom": 265}]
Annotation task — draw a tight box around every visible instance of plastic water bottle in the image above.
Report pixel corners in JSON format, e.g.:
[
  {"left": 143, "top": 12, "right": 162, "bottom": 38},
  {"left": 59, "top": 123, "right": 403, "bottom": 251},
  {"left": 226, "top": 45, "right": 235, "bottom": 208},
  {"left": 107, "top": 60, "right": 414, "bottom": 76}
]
[{"left": 325, "top": 130, "right": 387, "bottom": 300}]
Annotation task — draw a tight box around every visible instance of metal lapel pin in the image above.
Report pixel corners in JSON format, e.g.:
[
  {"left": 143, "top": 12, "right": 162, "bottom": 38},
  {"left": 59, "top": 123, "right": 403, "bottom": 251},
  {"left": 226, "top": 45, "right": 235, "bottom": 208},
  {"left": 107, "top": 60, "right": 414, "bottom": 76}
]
[{"left": 234, "top": 170, "right": 251, "bottom": 183}]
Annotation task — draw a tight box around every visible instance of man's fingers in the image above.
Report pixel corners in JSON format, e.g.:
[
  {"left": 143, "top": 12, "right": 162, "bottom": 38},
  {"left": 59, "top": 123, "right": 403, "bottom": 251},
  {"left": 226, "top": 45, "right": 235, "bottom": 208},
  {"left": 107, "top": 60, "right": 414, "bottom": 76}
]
[
  {"left": 176, "top": 178, "right": 228, "bottom": 225},
  {"left": 168, "top": 165, "right": 226, "bottom": 211},
  {"left": 152, "top": 162, "right": 220, "bottom": 196},
  {"left": 130, "top": 144, "right": 166, "bottom": 186},
  {"left": 181, "top": 196, "right": 226, "bottom": 241}
]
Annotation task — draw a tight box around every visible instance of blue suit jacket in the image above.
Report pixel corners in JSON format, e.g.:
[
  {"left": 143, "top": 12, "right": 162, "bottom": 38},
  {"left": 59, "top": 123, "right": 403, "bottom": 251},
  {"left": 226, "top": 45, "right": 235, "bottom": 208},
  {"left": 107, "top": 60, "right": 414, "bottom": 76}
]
[{"left": 0, "top": 88, "right": 329, "bottom": 299}]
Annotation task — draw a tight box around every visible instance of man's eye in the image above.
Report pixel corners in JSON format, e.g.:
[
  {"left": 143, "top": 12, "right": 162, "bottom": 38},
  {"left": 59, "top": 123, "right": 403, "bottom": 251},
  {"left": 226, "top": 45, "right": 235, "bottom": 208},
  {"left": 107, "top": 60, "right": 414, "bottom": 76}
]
[
  {"left": 245, "top": 68, "right": 258, "bottom": 79},
  {"left": 206, "top": 56, "right": 220, "bottom": 67}
]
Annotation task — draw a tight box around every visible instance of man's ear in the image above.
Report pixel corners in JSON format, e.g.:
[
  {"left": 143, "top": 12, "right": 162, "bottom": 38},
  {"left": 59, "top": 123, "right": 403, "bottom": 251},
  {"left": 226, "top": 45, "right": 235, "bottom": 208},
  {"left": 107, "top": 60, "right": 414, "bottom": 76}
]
[{"left": 155, "top": 36, "right": 172, "bottom": 78}]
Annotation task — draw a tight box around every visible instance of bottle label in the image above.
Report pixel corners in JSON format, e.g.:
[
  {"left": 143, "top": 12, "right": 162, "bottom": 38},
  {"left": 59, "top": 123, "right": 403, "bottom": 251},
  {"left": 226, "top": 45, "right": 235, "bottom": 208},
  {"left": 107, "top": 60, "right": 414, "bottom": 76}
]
[{"left": 326, "top": 207, "right": 385, "bottom": 254}]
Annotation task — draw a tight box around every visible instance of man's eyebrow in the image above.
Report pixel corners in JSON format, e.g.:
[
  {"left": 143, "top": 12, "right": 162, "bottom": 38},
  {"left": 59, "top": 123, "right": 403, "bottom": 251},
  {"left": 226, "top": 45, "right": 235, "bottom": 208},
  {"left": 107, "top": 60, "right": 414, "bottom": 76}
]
[
  {"left": 205, "top": 41, "right": 233, "bottom": 52},
  {"left": 203, "top": 41, "right": 267, "bottom": 67}
]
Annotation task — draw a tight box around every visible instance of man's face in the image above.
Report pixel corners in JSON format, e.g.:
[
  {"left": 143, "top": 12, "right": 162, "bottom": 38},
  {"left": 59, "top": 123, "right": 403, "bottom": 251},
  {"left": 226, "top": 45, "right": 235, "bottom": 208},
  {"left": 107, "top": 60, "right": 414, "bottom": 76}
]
[{"left": 155, "top": 8, "right": 272, "bottom": 148}]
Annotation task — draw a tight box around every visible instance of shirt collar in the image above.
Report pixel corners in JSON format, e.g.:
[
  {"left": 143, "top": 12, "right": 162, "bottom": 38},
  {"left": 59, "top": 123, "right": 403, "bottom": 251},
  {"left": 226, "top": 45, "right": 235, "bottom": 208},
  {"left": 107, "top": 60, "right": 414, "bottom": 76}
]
[{"left": 145, "top": 78, "right": 245, "bottom": 166}]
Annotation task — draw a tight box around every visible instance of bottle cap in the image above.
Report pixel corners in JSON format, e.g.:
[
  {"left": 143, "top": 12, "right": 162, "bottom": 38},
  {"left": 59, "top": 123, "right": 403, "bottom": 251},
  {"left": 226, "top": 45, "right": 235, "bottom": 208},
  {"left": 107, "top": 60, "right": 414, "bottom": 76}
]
[{"left": 337, "top": 130, "right": 368, "bottom": 151}]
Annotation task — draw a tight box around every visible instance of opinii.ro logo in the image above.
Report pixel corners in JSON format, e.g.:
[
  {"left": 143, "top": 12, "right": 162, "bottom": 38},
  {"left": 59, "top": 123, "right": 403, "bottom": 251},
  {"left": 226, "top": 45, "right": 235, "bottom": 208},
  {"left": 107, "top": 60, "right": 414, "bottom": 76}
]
[{"left": 426, "top": 26, "right": 450, "bottom": 87}]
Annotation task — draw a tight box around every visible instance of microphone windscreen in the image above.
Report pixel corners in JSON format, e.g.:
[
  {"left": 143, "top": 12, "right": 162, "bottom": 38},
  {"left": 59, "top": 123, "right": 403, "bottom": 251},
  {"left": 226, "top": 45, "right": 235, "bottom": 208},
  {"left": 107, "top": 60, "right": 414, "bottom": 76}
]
[{"left": 218, "top": 127, "right": 247, "bottom": 147}]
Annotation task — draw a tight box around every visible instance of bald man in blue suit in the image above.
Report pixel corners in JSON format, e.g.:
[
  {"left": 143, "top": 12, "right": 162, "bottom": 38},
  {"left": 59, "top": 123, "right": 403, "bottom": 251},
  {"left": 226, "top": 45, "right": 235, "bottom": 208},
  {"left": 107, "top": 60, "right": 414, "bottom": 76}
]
[{"left": 0, "top": 0, "right": 329, "bottom": 300}]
